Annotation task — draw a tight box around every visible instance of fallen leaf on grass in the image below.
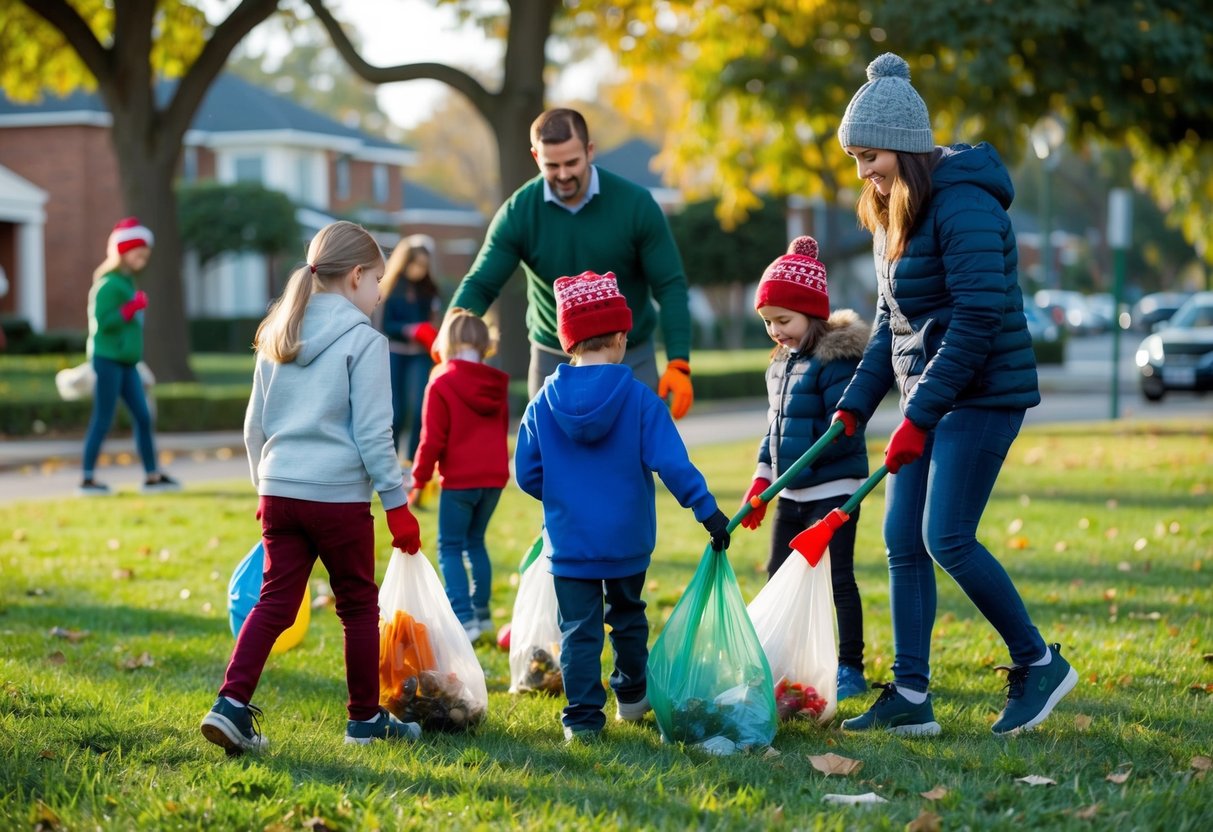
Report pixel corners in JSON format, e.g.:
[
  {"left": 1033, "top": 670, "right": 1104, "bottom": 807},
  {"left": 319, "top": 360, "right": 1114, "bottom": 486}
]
[
  {"left": 1193, "top": 756, "right": 1212, "bottom": 772},
  {"left": 119, "top": 652, "right": 154, "bottom": 671},
  {"left": 920, "top": 785, "right": 948, "bottom": 800},
  {"left": 1190, "top": 683, "right": 1213, "bottom": 695},
  {"left": 1106, "top": 768, "right": 1131, "bottom": 784},
  {"left": 809, "top": 753, "right": 863, "bottom": 776},
  {"left": 1074, "top": 714, "right": 1093, "bottom": 731},
  {"left": 821, "top": 792, "right": 887, "bottom": 805},
  {"left": 12, "top": 528, "right": 27, "bottom": 541},
  {"left": 48, "top": 626, "right": 90, "bottom": 643},
  {"left": 907, "top": 809, "right": 942, "bottom": 831},
  {"left": 1015, "top": 775, "right": 1056, "bottom": 786},
  {"left": 46, "top": 651, "right": 65, "bottom": 665},
  {"left": 1203, "top": 653, "right": 1213, "bottom": 663},
  {"left": 763, "top": 746, "right": 781, "bottom": 759},
  {"left": 1075, "top": 803, "right": 1100, "bottom": 820},
  {"left": 38, "top": 750, "right": 56, "bottom": 759},
  {"left": 1007, "top": 535, "right": 1030, "bottom": 550},
  {"left": 34, "top": 800, "right": 61, "bottom": 831},
  {"left": 111, "top": 568, "right": 134, "bottom": 580}
]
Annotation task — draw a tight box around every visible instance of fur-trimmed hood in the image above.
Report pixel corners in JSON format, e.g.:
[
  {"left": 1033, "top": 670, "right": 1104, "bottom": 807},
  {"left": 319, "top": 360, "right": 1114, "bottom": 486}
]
[{"left": 815, "top": 309, "right": 870, "bottom": 364}]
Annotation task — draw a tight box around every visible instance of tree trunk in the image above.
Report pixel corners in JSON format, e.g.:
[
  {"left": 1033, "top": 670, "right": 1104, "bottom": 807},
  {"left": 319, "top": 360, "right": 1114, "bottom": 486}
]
[{"left": 480, "top": 0, "right": 556, "bottom": 380}]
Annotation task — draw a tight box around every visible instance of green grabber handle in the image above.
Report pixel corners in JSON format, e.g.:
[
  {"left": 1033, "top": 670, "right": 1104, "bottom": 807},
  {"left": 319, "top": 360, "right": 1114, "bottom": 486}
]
[
  {"left": 724, "top": 419, "right": 846, "bottom": 535},
  {"left": 839, "top": 464, "right": 888, "bottom": 516}
]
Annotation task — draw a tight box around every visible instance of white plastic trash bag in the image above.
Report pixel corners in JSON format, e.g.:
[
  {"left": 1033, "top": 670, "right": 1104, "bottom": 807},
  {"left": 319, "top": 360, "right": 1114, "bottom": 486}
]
[
  {"left": 747, "top": 549, "right": 838, "bottom": 724},
  {"left": 377, "top": 548, "right": 488, "bottom": 731},
  {"left": 508, "top": 531, "right": 563, "bottom": 694},
  {"left": 55, "top": 360, "right": 156, "bottom": 401}
]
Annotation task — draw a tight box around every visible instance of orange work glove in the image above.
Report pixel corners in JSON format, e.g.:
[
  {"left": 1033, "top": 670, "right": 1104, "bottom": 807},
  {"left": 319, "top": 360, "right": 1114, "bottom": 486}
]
[
  {"left": 831, "top": 409, "right": 858, "bottom": 438},
  {"left": 885, "top": 418, "right": 928, "bottom": 474},
  {"left": 659, "top": 359, "right": 694, "bottom": 420},
  {"left": 739, "top": 477, "right": 772, "bottom": 530},
  {"left": 386, "top": 504, "right": 421, "bottom": 554}
]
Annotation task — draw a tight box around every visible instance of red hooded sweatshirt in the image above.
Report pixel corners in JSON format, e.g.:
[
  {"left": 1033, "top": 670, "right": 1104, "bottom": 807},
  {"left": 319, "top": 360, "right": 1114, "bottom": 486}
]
[{"left": 411, "top": 359, "right": 510, "bottom": 490}]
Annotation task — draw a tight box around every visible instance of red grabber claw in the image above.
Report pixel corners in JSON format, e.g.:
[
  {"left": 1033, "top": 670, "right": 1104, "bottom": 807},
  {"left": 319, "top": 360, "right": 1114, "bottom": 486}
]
[{"left": 790, "top": 508, "right": 851, "bottom": 568}]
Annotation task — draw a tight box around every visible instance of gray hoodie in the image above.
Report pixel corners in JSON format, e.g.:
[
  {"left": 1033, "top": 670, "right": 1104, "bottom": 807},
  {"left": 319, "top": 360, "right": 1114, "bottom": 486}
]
[{"left": 244, "top": 292, "right": 406, "bottom": 509}]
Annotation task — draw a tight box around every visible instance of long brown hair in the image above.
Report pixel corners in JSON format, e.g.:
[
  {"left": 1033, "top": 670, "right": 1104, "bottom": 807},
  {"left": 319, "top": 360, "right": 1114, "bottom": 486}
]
[
  {"left": 254, "top": 221, "right": 383, "bottom": 363},
  {"left": 855, "top": 150, "right": 935, "bottom": 261},
  {"left": 380, "top": 235, "right": 439, "bottom": 309}
]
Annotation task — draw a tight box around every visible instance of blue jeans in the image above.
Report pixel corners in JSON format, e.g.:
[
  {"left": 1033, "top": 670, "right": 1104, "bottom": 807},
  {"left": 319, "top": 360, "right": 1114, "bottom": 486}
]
[
  {"left": 883, "top": 407, "right": 1045, "bottom": 692},
  {"left": 82, "top": 355, "right": 158, "bottom": 477},
  {"left": 553, "top": 571, "right": 649, "bottom": 731},
  {"left": 436, "top": 487, "right": 501, "bottom": 624},
  {"left": 389, "top": 352, "right": 431, "bottom": 461}
]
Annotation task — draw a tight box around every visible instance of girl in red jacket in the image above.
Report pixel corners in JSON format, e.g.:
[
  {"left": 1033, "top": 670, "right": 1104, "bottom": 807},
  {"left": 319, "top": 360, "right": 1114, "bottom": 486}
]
[{"left": 410, "top": 310, "right": 510, "bottom": 641}]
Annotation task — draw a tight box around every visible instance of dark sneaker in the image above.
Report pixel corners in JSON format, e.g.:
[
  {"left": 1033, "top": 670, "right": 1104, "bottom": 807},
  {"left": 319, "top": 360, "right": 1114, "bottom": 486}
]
[
  {"left": 77, "top": 479, "right": 112, "bottom": 497},
  {"left": 562, "top": 725, "right": 602, "bottom": 745},
  {"left": 841, "top": 683, "right": 941, "bottom": 736},
  {"left": 615, "top": 693, "right": 651, "bottom": 723},
  {"left": 344, "top": 707, "right": 421, "bottom": 744},
  {"left": 200, "top": 698, "right": 267, "bottom": 755},
  {"left": 836, "top": 664, "right": 868, "bottom": 702},
  {"left": 141, "top": 473, "right": 182, "bottom": 494},
  {"left": 991, "top": 643, "right": 1078, "bottom": 734}
]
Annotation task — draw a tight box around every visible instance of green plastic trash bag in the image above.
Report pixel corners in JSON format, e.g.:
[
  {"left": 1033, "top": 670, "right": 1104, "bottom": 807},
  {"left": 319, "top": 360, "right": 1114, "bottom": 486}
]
[{"left": 647, "top": 546, "right": 777, "bottom": 753}]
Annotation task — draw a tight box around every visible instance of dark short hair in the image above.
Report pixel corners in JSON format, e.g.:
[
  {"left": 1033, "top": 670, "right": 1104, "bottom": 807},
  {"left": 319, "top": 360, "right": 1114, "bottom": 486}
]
[{"left": 530, "top": 108, "right": 590, "bottom": 148}]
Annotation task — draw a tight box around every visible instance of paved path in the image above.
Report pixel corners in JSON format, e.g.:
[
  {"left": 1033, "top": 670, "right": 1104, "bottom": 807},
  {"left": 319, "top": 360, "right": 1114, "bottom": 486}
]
[{"left": 1, "top": 360, "right": 1207, "bottom": 504}]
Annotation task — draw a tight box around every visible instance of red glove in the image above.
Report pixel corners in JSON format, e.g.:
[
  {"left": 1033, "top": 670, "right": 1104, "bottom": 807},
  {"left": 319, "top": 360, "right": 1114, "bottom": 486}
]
[
  {"left": 831, "top": 410, "right": 858, "bottom": 438},
  {"left": 120, "top": 290, "right": 148, "bottom": 322},
  {"left": 739, "top": 477, "right": 772, "bottom": 530},
  {"left": 885, "top": 418, "right": 928, "bottom": 473},
  {"left": 658, "top": 359, "right": 694, "bottom": 420},
  {"left": 412, "top": 322, "right": 438, "bottom": 354},
  {"left": 386, "top": 504, "right": 421, "bottom": 554}
]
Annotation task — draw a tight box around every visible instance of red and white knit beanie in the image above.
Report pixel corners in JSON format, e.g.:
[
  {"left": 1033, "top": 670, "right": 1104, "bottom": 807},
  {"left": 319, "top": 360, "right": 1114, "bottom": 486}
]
[
  {"left": 554, "top": 270, "right": 633, "bottom": 352},
  {"left": 110, "top": 217, "right": 154, "bottom": 255},
  {"left": 754, "top": 235, "right": 829, "bottom": 319}
]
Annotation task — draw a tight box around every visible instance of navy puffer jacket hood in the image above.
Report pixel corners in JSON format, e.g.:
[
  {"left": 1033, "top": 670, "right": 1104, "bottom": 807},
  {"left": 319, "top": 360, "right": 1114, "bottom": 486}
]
[{"left": 838, "top": 142, "right": 1040, "bottom": 429}]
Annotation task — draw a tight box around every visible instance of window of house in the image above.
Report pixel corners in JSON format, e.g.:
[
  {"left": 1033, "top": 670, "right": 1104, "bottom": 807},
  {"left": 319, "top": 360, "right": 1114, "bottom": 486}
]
[
  {"left": 372, "top": 164, "right": 389, "bottom": 205},
  {"left": 296, "top": 155, "right": 314, "bottom": 204},
  {"left": 233, "top": 154, "right": 264, "bottom": 183},
  {"left": 335, "top": 155, "right": 351, "bottom": 200}
]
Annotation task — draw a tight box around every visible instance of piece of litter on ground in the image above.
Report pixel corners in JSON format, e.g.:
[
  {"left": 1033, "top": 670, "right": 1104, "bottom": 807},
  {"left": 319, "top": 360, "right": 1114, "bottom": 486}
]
[{"left": 822, "top": 792, "right": 888, "bottom": 806}]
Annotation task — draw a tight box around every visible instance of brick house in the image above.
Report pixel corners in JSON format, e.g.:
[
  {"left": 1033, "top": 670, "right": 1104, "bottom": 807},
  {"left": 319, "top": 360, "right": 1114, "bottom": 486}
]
[{"left": 0, "top": 73, "right": 416, "bottom": 333}]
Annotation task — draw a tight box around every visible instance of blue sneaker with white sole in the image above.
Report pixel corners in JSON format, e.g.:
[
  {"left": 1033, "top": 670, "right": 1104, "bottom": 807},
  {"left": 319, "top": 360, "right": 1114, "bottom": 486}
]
[
  {"left": 200, "top": 698, "right": 267, "bottom": 755},
  {"left": 841, "top": 683, "right": 941, "bottom": 736},
  {"left": 345, "top": 707, "right": 421, "bottom": 744},
  {"left": 991, "top": 643, "right": 1078, "bottom": 734}
]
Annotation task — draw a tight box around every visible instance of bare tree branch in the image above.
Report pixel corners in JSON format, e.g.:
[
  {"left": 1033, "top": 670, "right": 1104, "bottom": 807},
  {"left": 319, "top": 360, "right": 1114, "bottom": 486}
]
[
  {"left": 22, "top": 0, "right": 111, "bottom": 83},
  {"left": 162, "top": 0, "right": 281, "bottom": 148},
  {"left": 303, "top": 0, "right": 495, "bottom": 115}
]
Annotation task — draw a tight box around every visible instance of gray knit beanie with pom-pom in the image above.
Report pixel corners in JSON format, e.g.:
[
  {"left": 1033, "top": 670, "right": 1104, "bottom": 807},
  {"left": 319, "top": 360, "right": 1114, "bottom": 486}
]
[{"left": 837, "top": 53, "right": 934, "bottom": 153}]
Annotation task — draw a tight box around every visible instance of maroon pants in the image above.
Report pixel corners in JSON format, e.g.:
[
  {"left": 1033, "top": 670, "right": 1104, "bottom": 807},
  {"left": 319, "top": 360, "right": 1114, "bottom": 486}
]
[{"left": 219, "top": 496, "right": 381, "bottom": 720}]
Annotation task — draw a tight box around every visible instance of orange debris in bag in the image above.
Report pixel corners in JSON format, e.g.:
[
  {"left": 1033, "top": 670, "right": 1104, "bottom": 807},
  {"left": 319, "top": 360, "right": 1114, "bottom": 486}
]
[{"left": 379, "top": 610, "right": 436, "bottom": 711}]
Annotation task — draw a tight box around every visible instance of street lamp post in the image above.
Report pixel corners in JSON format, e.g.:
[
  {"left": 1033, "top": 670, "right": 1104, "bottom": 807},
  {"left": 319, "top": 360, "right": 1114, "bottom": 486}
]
[{"left": 1030, "top": 117, "right": 1065, "bottom": 290}]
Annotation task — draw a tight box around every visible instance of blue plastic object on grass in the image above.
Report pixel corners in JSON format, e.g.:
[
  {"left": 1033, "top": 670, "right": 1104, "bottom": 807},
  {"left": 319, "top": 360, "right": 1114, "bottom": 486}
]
[{"left": 228, "top": 540, "right": 310, "bottom": 653}]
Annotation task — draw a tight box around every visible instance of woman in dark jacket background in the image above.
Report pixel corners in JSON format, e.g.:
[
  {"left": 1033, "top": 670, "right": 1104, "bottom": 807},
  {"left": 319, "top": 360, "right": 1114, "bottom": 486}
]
[
  {"left": 831, "top": 53, "right": 1077, "bottom": 736},
  {"left": 377, "top": 235, "right": 443, "bottom": 465}
]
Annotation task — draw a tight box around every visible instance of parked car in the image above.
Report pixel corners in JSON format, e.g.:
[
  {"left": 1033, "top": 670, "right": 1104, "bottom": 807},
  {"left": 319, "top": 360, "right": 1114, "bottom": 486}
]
[
  {"left": 1135, "top": 291, "right": 1213, "bottom": 401},
  {"left": 1034, "top": 289, "right": 1099, "bottom": 334},
  {"left": 1130, "top": 291, "right": 1192, "bottom": 332},
  {"left": 1023, "top": 301, "right": 1064, "bottom": 364}
]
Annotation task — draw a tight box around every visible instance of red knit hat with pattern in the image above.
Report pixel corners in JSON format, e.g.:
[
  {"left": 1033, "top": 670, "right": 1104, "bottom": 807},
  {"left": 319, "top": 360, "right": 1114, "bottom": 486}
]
[
  {"left": 754, "top": 235, "right": 829, "bottom": 319},
  {"left": 110, "top": 217, "right": 154, "bottom": 255},
  {"left": 555, "top": 270, "right": 633, "bottom": 352}
]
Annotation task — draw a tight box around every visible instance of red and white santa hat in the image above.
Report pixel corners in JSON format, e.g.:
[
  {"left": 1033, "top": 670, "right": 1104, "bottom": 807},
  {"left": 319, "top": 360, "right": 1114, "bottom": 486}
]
[
  {"left": 754, "top": 235, "right": 829, "bottom": 320},
  {"left": 109, "top": 216, "right": 154, "bottom": 255},
  {"left": 555, "top": 270, "right": 633, "bottom": 352}
]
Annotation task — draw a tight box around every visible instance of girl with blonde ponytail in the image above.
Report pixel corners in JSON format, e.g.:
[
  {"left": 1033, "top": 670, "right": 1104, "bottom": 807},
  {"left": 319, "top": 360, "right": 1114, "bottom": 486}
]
[{"left": 202, "top": 221, "right": 425, "bottom": 753}]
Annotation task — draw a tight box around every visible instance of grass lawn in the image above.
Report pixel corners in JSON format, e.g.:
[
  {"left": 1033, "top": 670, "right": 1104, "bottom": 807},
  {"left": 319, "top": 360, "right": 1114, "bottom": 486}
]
[{"left": 1, "top": 421, "right": 1210, "bottom": 830}]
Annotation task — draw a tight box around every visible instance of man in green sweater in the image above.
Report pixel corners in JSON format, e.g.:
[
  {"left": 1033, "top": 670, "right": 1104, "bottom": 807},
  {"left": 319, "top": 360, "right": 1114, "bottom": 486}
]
[{"left": 448, "top": 108, "right": 695, "bottom": 418}]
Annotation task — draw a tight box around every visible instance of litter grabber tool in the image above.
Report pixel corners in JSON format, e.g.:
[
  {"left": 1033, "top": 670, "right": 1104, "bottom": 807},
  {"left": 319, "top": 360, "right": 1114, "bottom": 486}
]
[
  {"left": 789, "top": 464, "right": 889, "bottom": 567},
  {"left": 736, "top": 419, "right": 846, "bottom": 532}
]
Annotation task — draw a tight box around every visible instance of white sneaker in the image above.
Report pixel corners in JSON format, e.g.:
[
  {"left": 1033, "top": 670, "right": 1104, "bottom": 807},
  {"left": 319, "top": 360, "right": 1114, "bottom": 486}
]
[
  {"left": 615, "top": 693, "right": 651, "bottom": 723},
  {"left": 462, "top": 621, "right": 482, "bottom": 642}
]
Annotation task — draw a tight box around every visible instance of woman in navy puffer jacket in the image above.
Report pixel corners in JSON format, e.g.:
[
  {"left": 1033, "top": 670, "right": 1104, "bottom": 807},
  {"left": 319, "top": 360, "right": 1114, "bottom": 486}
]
[{"left": 830, "top": 53, "right": 1077, "bottom": 737}]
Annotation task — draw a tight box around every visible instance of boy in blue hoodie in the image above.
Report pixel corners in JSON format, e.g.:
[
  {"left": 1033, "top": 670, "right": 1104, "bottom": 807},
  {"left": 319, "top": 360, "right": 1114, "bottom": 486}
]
[{"left": 514, "top": 270, "right": 730, "bottom": 742}]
